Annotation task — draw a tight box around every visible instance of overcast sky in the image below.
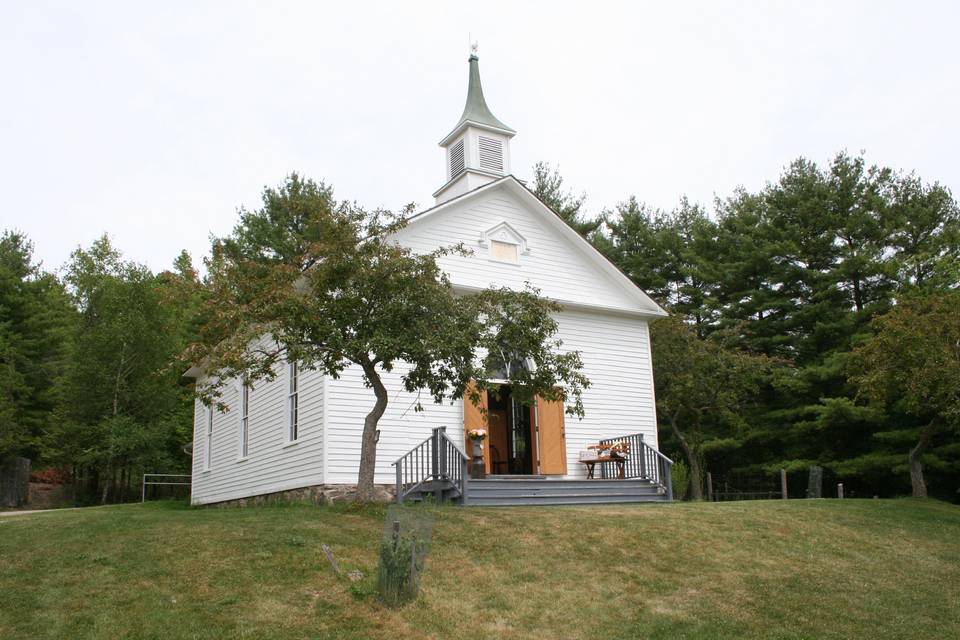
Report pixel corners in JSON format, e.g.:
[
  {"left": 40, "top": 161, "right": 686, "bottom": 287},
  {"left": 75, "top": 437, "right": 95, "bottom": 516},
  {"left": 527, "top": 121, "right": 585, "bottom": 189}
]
[{"left": 2, "top": 1, "right": 957, "bottom": 274}]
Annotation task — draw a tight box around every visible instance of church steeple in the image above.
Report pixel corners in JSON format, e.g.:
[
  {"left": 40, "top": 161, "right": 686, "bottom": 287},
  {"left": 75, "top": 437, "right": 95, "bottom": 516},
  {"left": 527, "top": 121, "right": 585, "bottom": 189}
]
[
  {"left": 434, "top": 47, "right": 516, "bottom": 204},
  {"left": 450, "top": 51, "right": 515, "bottom": 137}
]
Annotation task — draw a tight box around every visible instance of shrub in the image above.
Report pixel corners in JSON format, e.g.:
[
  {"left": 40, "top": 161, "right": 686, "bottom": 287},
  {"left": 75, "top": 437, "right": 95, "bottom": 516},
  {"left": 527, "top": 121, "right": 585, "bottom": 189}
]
[{"left": 671, "top": 460, "right": 691, "bottom": 501}]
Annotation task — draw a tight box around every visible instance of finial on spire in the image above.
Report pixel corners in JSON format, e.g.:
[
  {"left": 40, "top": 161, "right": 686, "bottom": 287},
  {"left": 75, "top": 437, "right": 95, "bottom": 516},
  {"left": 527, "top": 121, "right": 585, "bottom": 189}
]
[{"left": 470, "top": 40, "right": 479, "bottom": 60}]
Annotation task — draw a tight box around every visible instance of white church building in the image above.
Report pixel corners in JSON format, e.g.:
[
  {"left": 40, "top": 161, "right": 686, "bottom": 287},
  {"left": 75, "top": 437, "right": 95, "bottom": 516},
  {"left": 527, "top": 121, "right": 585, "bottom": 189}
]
[{"left": 188, "top": 52, "right": 673, "bottom": 506}]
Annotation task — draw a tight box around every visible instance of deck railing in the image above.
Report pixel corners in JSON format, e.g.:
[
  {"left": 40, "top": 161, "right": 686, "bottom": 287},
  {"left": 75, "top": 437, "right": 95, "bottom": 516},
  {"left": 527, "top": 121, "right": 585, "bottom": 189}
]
[
  {"left": 598, "top": 433, "right": 674, "bottom": 500},
  {"left": 392, "top": 426, "right": 469, "bottom": 504}
]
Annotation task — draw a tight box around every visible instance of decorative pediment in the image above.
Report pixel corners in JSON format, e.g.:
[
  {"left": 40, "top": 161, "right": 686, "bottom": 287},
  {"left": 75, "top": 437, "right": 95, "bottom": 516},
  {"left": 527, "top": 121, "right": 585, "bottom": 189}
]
[{"left": 478, "top": 221, "right": 530, "bottom": 255}]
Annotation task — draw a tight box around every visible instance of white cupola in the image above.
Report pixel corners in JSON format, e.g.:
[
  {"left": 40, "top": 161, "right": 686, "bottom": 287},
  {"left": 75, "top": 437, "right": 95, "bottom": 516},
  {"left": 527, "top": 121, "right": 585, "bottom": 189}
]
[{"left": 434, "top": 47, "right": 515, "bottom": 204}]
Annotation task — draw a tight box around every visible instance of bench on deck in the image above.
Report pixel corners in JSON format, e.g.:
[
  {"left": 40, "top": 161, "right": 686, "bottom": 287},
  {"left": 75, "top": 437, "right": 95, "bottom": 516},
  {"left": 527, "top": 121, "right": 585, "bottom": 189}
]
[{"left": 580, "top": 443, "right": 629, "bottom": 479}]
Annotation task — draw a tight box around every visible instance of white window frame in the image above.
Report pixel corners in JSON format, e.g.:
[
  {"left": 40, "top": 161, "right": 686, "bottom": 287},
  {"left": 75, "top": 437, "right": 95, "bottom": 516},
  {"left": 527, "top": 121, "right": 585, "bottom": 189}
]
[
  {"left": 238, "top": 380, "right": 250, "bottom": 460},
  {"left": 203, "top": 405, "right": 214, "bottom": 472},
  {"left": 286, "top": 361, "right": 299, "bottom": 444}
]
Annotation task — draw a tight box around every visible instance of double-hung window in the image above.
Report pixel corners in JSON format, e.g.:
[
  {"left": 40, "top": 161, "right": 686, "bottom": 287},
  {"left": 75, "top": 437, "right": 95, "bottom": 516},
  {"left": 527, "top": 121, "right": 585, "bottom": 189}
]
[
  {"left": 239, "top": 382, "right": 250, "bottom": 459},
  {"left": 204, "top": 406, "right": 214, "bottom": 471},
  {"left": 287, "top": 362, "right": 299, "bottom": 442}
]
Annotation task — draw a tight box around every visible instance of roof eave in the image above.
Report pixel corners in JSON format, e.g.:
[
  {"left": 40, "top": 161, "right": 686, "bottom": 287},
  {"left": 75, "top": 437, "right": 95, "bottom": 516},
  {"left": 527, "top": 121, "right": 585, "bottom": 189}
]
[
  {"left": 438, "top": 119, "right": 517, "bottom": 147},
  {"left": 431, "top": 167, "right": 507, "bottom": 199}
]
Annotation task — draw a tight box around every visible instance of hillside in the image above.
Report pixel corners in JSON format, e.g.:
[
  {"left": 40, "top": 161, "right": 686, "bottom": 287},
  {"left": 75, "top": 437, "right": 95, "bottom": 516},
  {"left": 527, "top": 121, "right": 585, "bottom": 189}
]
[{"left": 1, "top": 499, "right": 958, "bottom": 639}]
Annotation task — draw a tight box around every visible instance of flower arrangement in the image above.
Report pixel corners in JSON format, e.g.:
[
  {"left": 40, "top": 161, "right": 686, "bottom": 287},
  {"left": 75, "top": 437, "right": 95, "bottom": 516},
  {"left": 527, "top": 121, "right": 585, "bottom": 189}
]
[
  {"left": 608, "top": 441, "right": 629, "bottom": 457},
  {"left": 467, "top": 428, "right": 487, "bottom": 441}
]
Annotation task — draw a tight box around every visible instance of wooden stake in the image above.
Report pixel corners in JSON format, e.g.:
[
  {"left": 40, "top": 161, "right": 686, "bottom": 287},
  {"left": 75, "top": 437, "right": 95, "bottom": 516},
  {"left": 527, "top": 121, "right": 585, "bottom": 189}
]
[
  {"left": 780, "top": 469, "right": 788, "bottom": 500},
  {"left": 838, "top": 483, "right": 844, "bottom": 499},
  {"left": 706, "top": 472, "right": 714, "bottom": 502}
]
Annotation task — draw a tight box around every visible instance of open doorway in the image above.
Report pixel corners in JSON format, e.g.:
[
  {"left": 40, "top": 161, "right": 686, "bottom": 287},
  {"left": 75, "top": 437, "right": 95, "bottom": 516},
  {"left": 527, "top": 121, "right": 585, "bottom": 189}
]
[{"left": 486, "top": 385, "right": 538, "bottom": 475}]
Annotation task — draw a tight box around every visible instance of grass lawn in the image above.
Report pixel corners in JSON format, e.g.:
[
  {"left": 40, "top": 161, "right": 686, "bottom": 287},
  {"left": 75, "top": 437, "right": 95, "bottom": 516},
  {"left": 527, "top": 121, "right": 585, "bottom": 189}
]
[{"left": 1, "top": 498, "right": 958, "bottom": 639}]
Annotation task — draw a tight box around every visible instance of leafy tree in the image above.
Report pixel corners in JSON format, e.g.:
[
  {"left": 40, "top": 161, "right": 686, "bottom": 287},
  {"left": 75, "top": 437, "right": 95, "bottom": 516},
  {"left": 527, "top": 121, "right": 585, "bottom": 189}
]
[
  {"left": 886, "top": 176, "right": 960, "bottom": 290},
  {"left": 187, "top": 174, "right": 589, "bottom": 500},
  {"left": 600, "top": 197, "right": 716, "bottom": 331},
  {"left": 650, "top": 315, "right": 774, "bottom": 499},
  {"left": 530, "top": 162, "right": 601, "bottom": 236},
  {"left": 0, "top": 231, "right": 74, "bottom": 461},
  {"left": 61, "top": 236, "right": 191, "bottom": 502},
  {"left": 849, "top": 292, "right": 960, "bottom": 497}
]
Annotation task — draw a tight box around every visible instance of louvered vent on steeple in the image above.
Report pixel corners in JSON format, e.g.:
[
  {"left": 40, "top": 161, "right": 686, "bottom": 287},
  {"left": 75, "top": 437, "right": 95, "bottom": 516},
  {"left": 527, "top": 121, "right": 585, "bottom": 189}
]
[
  {"left": 478, "top": 136, "right": 504, "bottom": 172},
  {"left": 449, "top": 139, "right": 465, "bottom": 177},
  {"left": 434, "top": 47, "right": 516, "bottom": 204}
]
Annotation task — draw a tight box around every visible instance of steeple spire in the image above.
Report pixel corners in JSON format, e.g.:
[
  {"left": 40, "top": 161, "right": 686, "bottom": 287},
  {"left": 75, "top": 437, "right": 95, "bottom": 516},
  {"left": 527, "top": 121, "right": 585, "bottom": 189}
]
[{"left": 451, "top": 49, "right": 515, "bottom": 136}]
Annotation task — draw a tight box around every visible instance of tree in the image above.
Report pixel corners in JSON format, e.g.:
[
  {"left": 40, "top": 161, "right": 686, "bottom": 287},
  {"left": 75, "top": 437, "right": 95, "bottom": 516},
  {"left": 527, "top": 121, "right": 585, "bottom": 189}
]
[
  {"left": 886, "top": 176, "right": 960, "bottom": 291},
  {"left": 530, "top": 162, "right": 601, "bottom": 236},
  {"left": 650, "top": 315, "right": 774, "bottom": 499},
  {"left": 849, "top": 292, "right": 960, "bottom": 497},
  {"left": 600, "top": 197, "right": 716, "bottom": 331},
  {"left": 188, "top": 174, "right": 589, "bottom": 500},
  {"left": 61, "top": 236, "right": 192, "bottom": 502},
  {"left": 0, "top": 231, "right": 73, "bottom": 461}
]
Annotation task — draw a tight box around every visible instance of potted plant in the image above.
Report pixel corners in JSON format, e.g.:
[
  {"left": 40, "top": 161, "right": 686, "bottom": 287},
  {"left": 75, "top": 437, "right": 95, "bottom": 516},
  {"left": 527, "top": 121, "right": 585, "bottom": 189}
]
[{"left": 467, "top": 429, "right": 487, "bottom": 479}]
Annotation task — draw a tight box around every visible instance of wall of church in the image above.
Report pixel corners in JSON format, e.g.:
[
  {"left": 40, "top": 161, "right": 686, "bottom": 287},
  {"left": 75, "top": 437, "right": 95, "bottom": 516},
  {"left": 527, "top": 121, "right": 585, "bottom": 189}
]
[{"left": 189, "top": 360, "right": 325, "bottom": 505}]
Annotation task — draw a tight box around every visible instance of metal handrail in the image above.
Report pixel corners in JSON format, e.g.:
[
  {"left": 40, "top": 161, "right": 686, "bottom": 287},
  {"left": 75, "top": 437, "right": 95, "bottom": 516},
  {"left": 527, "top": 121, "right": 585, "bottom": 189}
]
[
  {"left": 598, "top": 433, "right": 674, "bottom": 501},
  {"left": 141, "top": 473, "right": 192, "bottom": 502},
  {"left": 392, "top": 426, "right": 469, "bottom": 504}
]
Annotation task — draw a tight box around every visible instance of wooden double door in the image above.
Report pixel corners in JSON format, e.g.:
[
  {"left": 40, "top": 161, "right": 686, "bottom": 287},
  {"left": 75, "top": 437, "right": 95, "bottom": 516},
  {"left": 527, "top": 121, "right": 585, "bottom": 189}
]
[{"left": 464, "top": 383, "right": 568, "bottom": 476}]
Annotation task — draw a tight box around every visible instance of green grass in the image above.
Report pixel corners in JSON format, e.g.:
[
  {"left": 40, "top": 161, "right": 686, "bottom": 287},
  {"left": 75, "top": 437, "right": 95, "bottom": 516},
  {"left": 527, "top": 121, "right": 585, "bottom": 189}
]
[{"left": 1, "top": 499, "right": 958, "bottom": 639}]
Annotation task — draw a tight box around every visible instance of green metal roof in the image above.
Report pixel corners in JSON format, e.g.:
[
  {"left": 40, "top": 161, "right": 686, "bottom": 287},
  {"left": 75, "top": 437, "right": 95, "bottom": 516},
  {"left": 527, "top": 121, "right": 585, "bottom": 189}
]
[{"left": 446, "top": 54, "right": 515, "bottom": 138}]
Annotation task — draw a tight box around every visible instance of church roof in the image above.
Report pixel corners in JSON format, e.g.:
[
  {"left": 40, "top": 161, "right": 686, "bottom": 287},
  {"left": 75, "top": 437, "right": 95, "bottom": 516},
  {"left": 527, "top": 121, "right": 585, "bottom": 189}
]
[{"left": 441, "top": 54, "right": 515, "bottom": 143}]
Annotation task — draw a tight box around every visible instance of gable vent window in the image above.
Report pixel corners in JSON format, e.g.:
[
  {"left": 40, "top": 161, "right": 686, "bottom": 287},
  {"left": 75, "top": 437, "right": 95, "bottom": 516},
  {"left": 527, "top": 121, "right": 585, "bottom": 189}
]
[
  {"left": 478, "top": 136, "right": 504, "bottom": 172},
  {"left": 490, "top": 239, "right": 519, "bottom": 264},
  {"left": 449, "top": 139, "right": 465, "bottom": 177}
]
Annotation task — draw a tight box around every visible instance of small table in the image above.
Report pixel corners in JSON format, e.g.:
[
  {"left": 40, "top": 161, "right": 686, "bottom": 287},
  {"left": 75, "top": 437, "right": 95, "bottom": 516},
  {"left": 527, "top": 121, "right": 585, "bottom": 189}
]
[{"left": 581, "top": 456, "right": 626, "bottom": 479}]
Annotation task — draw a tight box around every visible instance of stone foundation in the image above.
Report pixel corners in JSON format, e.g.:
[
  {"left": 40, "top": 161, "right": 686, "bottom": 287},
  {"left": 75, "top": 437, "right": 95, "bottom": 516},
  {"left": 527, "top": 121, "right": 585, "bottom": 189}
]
[{"left": 208, "top": 483, "right": 395, "bottom": 508}]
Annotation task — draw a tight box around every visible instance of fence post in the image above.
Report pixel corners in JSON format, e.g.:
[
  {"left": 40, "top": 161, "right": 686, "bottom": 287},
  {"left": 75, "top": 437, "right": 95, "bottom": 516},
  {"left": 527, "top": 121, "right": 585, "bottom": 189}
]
[
  {"left": 141, "top": 474, "right": 146, "bottom": 503},
  {"left": 780, "top": 469, "right": 788, "bottom": 500},
  {"left": 395, "top": 464, "right": 403, "bottom": 503},
  {"left": 706, "top": 472, "right": 714, "bottom": 502},
  {"left": 837, "top": 483, "right": 844, "bottom": 499},
  {"left": 664, "top": 458, "right": 674, "bottom": 501},
  {"left": 807, "top": 465, "right": 823, "bottom": 499}
]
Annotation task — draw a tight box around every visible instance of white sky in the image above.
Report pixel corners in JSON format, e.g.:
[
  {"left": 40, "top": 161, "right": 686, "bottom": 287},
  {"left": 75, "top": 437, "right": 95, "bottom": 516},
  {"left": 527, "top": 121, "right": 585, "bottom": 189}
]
[{"left": 2, "top": 1, "right": 957, "bottom": 274}]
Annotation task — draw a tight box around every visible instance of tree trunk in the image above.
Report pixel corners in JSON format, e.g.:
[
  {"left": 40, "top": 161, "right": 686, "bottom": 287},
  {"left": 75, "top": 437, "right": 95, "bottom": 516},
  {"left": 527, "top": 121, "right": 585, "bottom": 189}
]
[
  {"left": 852, "top": 275, "right": 864, "bottom": 313},
  {"left": 101, "top": 467, "right": 110, "bottom": 505},
  {"left": 908, "top": 427, "right": 934, "bottom": 498},
  {"left": 357, "top": 361, "right": 389, "bottom": 501},
  {"left": 669, "top": 416, "right": 702, "bottom": 501}
]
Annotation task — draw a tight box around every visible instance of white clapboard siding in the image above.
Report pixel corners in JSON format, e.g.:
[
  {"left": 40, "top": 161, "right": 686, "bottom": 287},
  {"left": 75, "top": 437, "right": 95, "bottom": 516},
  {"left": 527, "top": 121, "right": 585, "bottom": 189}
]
[
  {"left": 324, "top": 362, "right": 464, "bottom": 485},
  {"left": 190, "top": 365, "right": 325, "bottom": 505},
  {"left": 392, "top": 190, "right": 643, "bottom": 313}
]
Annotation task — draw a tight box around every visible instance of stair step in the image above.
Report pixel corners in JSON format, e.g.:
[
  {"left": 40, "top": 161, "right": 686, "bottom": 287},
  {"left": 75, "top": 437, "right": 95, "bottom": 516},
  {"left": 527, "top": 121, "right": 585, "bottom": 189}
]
[
  {"left": 468, "top": 494, "right": 668, "bottom": 506},
  {"left": 468, "top": 489, "right": 661, "bottom": 499},
  {"left": 470, "top": 482, "right": 658, "bottom": 491},
  {"left": 468, "top": 487, "right": 660, "bottom": 497}
]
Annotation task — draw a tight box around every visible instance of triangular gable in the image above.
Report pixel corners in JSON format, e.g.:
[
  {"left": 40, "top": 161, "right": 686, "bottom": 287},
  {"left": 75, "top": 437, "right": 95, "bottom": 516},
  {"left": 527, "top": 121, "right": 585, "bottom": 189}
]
[{"left": 397, "top": 176, "right": 668, "bottom": 317}]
